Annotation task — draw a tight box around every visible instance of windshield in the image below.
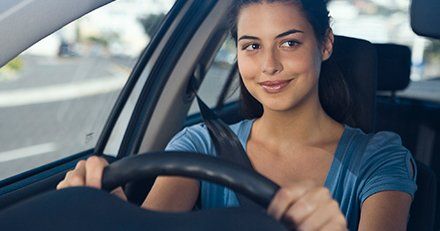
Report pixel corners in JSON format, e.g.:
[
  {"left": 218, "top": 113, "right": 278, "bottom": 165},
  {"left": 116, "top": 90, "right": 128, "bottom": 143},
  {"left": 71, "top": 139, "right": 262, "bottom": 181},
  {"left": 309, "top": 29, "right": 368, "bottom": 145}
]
[{"left": 0, "top": 0, "right": 175, "bottom": 180}]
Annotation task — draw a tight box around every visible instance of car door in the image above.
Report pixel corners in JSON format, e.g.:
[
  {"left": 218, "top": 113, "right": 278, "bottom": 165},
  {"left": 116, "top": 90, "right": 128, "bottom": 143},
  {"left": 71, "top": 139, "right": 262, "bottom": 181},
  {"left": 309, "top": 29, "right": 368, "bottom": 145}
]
[{"left": 0, "top": 0, "right": 233, "bottom": 210}]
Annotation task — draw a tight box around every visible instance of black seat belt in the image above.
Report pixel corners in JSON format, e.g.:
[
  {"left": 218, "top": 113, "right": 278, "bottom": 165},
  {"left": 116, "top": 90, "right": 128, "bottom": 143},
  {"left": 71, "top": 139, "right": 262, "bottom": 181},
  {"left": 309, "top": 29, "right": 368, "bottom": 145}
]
[{"left": 195, "top": 94, "right": 262, "bottom": 210}]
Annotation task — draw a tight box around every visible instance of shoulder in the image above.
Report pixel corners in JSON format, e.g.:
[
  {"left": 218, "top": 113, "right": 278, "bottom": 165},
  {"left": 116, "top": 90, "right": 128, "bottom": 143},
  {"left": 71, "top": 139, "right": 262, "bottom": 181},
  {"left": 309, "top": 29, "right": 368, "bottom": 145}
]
[
  {"left": 348, "top": 129, "right": 418, "bottom": 202},
  {"left": 165, "top": 123, "right": 211, "bottom": 154},
  {"left": 361, "top": 130, "right": 413, "bottom": 168},
  {"left": 367, "top": 131, "right": 405, "bottom": 150},
  {"left": 344, "top": 127, "right": 410, "bottom": 163},
  {"left": 342, "top": 127, "right": 416, "bottom": 184},
  {"left": 165, "top": 120, "right": 251, "bottom": 155}
]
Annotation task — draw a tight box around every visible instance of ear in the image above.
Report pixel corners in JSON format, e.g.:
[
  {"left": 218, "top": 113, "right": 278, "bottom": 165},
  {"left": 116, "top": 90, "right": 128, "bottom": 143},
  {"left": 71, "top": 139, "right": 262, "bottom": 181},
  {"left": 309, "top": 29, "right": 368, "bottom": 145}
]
[{"left": 322, "top": 28, "right": 334, "bottom": 61}]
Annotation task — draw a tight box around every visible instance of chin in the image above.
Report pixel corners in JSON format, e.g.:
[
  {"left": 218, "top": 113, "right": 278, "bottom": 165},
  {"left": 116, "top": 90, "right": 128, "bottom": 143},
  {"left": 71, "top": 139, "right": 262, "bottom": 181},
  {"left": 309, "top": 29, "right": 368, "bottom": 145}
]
[{"left": 261, "top": 98, "right": 299, "bottom": 113}]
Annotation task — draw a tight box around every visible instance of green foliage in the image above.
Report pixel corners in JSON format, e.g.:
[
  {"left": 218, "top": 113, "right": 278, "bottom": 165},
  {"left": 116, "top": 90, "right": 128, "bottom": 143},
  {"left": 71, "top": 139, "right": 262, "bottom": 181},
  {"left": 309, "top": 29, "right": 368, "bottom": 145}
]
[
  {"left": 1, "top": 57, "right": 23, "bottom": 72},
  {"left": 86, "top": 36, "right": 109, "bottom": 46}
]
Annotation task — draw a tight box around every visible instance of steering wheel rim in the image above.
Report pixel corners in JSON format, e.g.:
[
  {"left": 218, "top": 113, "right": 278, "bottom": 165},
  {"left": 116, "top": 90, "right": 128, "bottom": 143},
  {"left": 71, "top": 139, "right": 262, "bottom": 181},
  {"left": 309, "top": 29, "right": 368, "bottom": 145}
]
[{"left": 102, "top": 151, "right": 280, "bottom": 209}]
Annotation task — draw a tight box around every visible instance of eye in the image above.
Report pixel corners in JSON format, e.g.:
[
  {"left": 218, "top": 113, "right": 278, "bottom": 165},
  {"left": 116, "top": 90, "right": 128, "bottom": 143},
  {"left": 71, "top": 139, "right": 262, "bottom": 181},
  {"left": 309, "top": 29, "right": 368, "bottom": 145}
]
[
  {"left": 281, "top": 40, "right": 300, "bottom": 48},
  {"left": 243, "top": 43, "right": 260, "bottom": 51}
]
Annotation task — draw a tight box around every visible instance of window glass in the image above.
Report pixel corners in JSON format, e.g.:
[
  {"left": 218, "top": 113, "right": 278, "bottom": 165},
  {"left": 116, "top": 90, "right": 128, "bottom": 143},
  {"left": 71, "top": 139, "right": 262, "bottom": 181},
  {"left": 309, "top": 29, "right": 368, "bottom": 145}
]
[
  {"left": 328, "top": 0, "right": 440, "bottom": 81},
  {"left": 0, "top": 0, "right": 175, "bottom": 180},
  {"left": 223, "top": 72, "right": 241, "bottom": 105},
  {"left": 188, "top": 38, "right": 237, "bottom": 115}
]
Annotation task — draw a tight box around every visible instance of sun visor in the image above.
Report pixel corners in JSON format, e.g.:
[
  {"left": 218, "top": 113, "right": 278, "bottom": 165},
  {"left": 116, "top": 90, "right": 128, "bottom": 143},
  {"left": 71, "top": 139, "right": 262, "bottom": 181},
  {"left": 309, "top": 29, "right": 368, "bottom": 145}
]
[{"left": 410, "top": 0, "right": 440, "bottom": 39}]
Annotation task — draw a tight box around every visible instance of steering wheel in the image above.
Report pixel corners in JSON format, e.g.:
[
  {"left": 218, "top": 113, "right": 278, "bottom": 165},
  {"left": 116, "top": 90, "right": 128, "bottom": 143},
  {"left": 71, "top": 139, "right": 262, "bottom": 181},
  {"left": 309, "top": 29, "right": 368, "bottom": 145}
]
[
  {"left": 0, "top": 151, "right": 286, "bottom": 231},
  {"left": 101, "top": 151, "right": 280, "bottom": 209}
]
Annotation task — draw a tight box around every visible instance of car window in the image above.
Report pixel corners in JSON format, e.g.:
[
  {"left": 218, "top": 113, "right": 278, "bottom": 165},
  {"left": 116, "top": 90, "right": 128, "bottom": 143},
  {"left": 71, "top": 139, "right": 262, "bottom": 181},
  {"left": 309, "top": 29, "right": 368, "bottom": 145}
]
[
  {"left": 0, "top": 0, "right": 176, "bottom": 180},
  {"left": 329, "top": 0, "right": 439, "bottom": 81},
  {"left": 188, "top": 37, "right": 237, "bottom": 115},
  {"left": 328, "top": 0, "right": 439, "bottom": 103}
]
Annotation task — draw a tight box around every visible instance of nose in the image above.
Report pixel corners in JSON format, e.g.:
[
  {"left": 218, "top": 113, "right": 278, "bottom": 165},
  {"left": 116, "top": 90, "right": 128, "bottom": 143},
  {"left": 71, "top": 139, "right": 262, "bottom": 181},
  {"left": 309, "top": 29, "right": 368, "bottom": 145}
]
[{"left": 261, "top": 49, "right": 283, "bottom": 75}]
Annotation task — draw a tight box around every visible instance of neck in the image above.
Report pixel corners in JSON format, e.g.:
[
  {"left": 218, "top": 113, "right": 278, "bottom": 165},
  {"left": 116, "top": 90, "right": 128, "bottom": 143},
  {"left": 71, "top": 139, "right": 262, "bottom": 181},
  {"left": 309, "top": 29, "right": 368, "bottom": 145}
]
[{"left": 254, "top": 93, "right": 342, "bottom": 146}]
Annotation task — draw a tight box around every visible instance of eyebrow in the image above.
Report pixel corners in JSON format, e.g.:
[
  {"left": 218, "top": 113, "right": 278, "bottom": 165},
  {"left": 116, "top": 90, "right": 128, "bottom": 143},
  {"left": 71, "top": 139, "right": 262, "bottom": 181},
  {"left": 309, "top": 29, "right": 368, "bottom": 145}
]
[{"left": 238, "top": 29, "right": 304, "bottom": 41}]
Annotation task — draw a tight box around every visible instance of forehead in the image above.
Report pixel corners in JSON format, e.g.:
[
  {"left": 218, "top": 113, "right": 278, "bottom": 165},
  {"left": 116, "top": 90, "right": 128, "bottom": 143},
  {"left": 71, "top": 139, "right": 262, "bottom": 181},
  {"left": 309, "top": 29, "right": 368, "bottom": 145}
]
[{"left": 237, "top": 2, "right": 310, "bottom": 36}]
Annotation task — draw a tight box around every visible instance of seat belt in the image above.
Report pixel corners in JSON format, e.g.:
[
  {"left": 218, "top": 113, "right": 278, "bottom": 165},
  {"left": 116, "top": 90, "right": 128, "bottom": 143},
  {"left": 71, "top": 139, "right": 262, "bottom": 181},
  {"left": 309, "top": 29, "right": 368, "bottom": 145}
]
[{"left": 195, "top": 94, "right": 262, "bottom": 210}]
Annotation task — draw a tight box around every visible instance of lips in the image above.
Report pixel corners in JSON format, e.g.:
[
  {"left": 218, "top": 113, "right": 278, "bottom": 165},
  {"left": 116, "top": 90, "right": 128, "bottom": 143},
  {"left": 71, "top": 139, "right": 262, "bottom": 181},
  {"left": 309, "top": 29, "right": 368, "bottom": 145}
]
[{"left": 259, "top": 79, "right": 293, "bottom": 93}]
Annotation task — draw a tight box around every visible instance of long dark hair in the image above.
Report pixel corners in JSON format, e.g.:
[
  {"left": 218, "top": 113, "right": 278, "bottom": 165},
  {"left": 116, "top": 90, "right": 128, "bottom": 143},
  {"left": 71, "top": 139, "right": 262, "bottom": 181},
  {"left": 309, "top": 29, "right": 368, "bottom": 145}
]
[{"left": 228, "top": 0, "right": 353, "bottom": 124}]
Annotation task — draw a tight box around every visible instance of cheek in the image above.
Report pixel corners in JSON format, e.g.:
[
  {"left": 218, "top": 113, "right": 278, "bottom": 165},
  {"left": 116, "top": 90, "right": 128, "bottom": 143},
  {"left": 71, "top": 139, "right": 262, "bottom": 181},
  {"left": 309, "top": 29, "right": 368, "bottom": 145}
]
[
  {"left": 237, "top": 55, "right": 257, "bottom": 80},
  {"left": 283, "top": 47, "right": 322, "bottom": 79},
  {"left": 237, "top": 55, "right": 261, "bottom": 99}
]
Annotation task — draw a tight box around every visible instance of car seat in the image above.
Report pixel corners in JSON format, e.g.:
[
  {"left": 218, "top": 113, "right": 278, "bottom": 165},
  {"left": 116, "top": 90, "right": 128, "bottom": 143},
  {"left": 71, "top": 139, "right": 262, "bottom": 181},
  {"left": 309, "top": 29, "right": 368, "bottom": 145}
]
[
  {"left": 374, "top": 44, "right": 417, "bottom": 153},
  {"left": 320, "top": 35, "right": 377, "bottom": 133},
  {"left": 374, "top": 43, "right": 437, "bottom": 231}
]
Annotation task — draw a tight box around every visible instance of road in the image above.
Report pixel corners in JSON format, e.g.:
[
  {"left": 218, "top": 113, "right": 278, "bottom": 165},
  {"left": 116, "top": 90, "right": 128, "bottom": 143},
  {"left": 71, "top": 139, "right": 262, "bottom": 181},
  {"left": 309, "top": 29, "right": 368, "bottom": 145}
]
[{"left": 0, "top": 55, "right": 131, "bottom": 180}]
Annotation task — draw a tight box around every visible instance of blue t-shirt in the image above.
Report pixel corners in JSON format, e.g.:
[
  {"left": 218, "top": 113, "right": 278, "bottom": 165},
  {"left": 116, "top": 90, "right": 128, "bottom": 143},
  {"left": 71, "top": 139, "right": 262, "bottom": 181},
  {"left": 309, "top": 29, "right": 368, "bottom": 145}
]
[{"left": 165, "top": 119, "right": 417, "bottom": 230}]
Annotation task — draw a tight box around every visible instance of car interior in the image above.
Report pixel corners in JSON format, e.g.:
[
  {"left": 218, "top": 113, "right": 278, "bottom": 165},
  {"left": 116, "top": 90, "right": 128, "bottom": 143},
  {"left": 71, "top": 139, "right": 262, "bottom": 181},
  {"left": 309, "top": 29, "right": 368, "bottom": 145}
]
[{"left": 0, "top": 0, "right": 439, "bottom": 230}]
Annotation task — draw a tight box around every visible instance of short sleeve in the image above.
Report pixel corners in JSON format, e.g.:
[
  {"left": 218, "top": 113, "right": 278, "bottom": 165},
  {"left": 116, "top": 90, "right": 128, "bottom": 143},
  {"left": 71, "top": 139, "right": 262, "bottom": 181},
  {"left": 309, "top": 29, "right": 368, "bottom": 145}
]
[
  {"left": 164, "top": 124, "right": 213, "bottom": 155},
  {"left": 359, "top": 131, "right": 418, "bottom": 204},
  {"left": 164, "top": 124, "right": 229, "bottom": 209}
]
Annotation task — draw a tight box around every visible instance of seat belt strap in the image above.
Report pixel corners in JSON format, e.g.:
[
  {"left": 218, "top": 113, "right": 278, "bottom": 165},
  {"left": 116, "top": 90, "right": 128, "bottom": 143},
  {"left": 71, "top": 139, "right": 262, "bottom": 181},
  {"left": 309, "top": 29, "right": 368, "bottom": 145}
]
[
  {"left": 195, "top": 95, "right": 253, "bottom": 168},
  {"left": 195, "top": 93, "right": 261, "bottom": 210}
]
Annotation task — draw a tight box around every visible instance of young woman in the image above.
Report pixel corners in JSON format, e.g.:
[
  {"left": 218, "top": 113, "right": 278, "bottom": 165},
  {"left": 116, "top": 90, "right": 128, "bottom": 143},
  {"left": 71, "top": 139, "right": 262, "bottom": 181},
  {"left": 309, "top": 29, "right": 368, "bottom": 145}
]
[{"left": 57, "top": 0, "right": 417, "bottom": 230}]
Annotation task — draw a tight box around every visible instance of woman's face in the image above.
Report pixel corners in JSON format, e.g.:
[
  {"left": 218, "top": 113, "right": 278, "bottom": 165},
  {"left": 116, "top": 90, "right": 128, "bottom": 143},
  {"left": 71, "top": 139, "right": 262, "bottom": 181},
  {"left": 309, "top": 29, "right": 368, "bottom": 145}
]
[{"left": 236, "top": 1, "right": 332, "bottom": 113}]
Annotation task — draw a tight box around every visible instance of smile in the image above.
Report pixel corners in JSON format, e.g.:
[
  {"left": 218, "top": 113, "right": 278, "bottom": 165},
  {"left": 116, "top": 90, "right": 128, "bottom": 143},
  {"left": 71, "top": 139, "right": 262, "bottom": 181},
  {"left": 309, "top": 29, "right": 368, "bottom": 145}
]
[{"left": 259, "top": 79, "right": 293, "bottom": 93}]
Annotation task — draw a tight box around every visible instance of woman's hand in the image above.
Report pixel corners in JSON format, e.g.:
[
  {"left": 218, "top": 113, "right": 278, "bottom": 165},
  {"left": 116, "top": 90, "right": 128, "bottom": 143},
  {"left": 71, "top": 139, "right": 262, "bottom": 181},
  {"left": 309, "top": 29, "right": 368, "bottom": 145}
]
[
  {"left": 56, "top": 156, "right": 127, "bottom": 201},
  {"left": 267, "top": 181, "right": 347, "bottom": 231}
]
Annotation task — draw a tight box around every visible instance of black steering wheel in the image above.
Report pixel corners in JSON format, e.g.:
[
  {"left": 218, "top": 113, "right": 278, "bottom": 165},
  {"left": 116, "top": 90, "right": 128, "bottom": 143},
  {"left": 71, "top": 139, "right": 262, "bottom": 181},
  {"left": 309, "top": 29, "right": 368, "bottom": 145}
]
[
  {"left": 0, "top": 151, "right": 287, "bottom": 231},
  {"left": 102, "top": 151, "right": 280, "bottom": 209}
]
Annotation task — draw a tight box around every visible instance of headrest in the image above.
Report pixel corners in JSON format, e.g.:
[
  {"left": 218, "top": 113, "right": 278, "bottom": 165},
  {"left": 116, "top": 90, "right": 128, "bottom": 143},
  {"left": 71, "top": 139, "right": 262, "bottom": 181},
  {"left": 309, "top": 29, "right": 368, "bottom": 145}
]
[
  {"left": 411, "top": 0, "right": 440, "bottom": 39},
  {"left": 321, "top": 35, "right": 377, "bottom": 133},
  {"left": 374, "top": 44, "right": 411, "bottom": 91}
]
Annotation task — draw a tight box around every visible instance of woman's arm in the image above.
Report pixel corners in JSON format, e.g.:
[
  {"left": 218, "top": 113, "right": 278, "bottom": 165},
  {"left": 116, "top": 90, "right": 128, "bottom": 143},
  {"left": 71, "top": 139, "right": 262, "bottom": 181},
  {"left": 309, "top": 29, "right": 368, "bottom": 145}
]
[
  {"left": 141, "top": 176, "right": 199, "bottom": 212},
  {"left": 358, "top": 191, "right": 412, "bottom": 231},
  {"left": 142, "top": 126, "right": 207, "bottom": 212},
  {"left": 357, "top": 132, "right": 416, "bottom": 230}
]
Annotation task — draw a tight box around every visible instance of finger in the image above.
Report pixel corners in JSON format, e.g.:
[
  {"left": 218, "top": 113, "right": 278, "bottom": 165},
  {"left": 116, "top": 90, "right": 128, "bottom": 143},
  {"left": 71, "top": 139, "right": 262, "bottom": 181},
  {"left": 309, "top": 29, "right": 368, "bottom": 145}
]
[
  {"left": 85, "top": 156, "right": 108, "bottom": 189},
  {"left": 267, "top": 181, "right": 315, "bottom": 220},
  {"left": 64, "top": 170, "right": 74, "bottom": 179},
  {"left": 320, "top": 214, "right": 348, "bottom": 231},
  {"left": 297, "top": 200, "right": 340, "bottom": 231},
  {"left": 67, "top": 161, "right": 87, "bottom": 187},
  {"left": 56, "top": 180, "right": 69, "bottom": 190},
  {"left": 282, "top": 187, "right": 332, "bottom": 226},
  {"left": 74, "top": 160, "right": 86, "bottom": 172}
]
